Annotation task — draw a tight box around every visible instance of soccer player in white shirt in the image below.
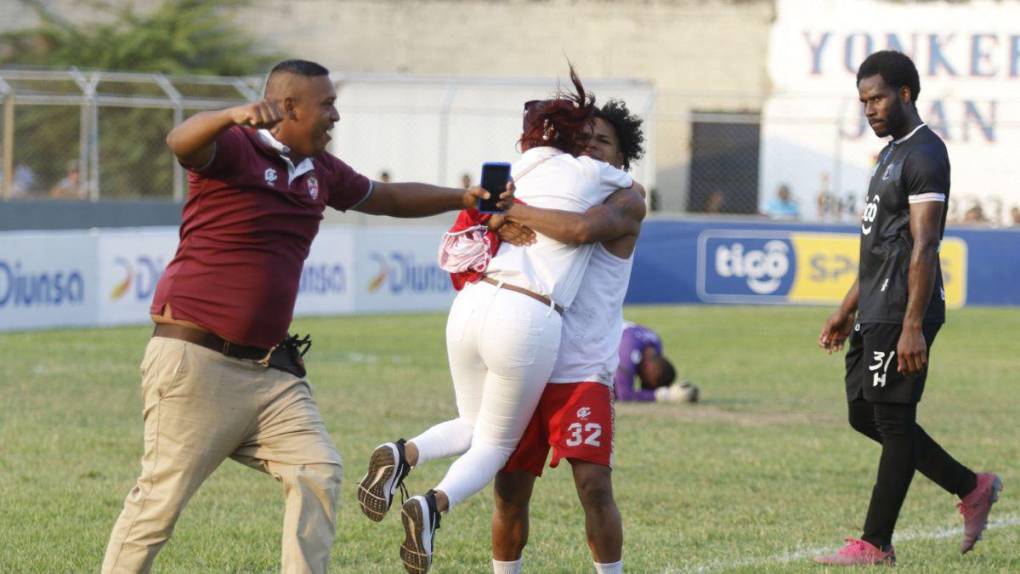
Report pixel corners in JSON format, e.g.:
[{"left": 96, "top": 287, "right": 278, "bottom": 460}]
[
  {"left": 490, "top": 100, "right": 648, "bottom": 574},
  {"left": 356, "top": 73, "right": 639, "bottom": 574}
]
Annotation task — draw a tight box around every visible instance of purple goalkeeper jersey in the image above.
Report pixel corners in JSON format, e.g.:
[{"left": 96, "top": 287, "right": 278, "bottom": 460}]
[{"left": 614, "top": 322, "right": 663, "bottom": 402}]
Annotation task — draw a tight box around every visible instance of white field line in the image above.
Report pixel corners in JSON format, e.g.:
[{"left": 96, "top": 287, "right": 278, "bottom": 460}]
[{"left": 665, "top": 514, "right": 1020, "bottom": 574}]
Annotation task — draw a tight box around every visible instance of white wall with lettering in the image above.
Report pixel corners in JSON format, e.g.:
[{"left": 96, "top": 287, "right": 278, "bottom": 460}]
[{"left": 761, "top": 0, "right": 1020, "bottom": 223}]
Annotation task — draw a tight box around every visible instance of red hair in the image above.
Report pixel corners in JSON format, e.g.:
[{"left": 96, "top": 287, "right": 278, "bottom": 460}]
[{"left": 519, "top": 65, "right": 596, "bottom": 156}]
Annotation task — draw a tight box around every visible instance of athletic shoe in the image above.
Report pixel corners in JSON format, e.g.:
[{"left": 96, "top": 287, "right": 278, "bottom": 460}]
[
  {"left": 813, "top": 538, "right": 895, "bottom": 566},
  {"left": 959, "top": 472, "right": 1003, "bottom": 554},
  {"left": 400, "top": 490, "right": 442, "bottom": 574},
  {"left": 357, "top": 439, "right": 412, "bottom": 522}
]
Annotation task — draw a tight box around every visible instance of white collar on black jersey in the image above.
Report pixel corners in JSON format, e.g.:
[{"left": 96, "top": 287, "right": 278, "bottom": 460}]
[
  {"left": 258, "top": 129, "right": 314, "bottom": 184},
  {"left": 893, "top": 123, "right": 927, "bottom": 144}
]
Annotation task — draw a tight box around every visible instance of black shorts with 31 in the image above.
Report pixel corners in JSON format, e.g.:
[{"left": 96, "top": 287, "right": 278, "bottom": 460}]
[{"left": 845, "top": 322, "right": 941, "bottom": 404}]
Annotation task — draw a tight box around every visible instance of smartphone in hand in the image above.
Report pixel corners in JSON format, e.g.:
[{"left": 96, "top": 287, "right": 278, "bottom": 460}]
[{"left": 477, "top": 162, "right": 511, "bottom": 213}]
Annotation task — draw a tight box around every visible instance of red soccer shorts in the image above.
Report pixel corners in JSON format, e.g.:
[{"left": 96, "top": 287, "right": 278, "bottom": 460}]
[{"left": 503, "top": 382, "right": 614, "bottom": 477}]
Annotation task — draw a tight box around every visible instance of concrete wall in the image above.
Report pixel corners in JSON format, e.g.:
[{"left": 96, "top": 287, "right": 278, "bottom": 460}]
[
  {"left": 245, "top": 0, "right": 776, "bottom": 210},
  {"left": 3, "top": 0, "right": 775, "bottom": 212}
]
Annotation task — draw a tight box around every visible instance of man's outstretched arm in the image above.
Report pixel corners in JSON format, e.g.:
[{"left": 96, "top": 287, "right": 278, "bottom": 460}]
[{"left": 355, "top": 181, "right": 514, "bottom": 218}]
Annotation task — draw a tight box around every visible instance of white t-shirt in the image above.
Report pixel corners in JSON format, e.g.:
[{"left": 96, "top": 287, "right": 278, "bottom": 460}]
[
  {"left": 485, "top": 146, "right": 633, "bottom": 308},
  {"left": 549, "top": 243, "right": 635, "bottom": 385}
]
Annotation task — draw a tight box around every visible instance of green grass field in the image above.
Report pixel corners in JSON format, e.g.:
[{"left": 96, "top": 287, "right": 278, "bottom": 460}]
[{"left": 1, "top": 305, "right": 1017, "bottom": 573}]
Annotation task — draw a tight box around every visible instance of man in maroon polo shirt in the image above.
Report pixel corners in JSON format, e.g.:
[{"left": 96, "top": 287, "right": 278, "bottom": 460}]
[{"left": 101, "top": 60, "right": 508, "bottom": 574}]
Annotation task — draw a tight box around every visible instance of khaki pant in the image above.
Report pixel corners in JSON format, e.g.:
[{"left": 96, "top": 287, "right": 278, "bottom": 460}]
[{"left": 102, "top": 336, "right": 344, "bottom": 574}]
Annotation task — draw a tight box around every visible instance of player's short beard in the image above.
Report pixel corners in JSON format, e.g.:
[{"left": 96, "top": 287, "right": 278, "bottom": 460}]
[{"left": 884, "top": 103, "right": 908, "bottom": 138}]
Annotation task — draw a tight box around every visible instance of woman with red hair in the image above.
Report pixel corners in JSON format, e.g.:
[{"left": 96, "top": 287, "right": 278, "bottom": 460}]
[{"left": 359, "top": 68, "right": 637, "bottom": 574}]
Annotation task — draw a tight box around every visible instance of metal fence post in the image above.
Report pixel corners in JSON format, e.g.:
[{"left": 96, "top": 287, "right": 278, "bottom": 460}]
[
  {"left": 70, "top": 67, "right": 94, "bottom": 200},
  {"left": 2, "top": 94, "right": 13, "bottom": 200},
  {"left": 641, "top": 90, "right": 657, "bottom": 209},
  {"left": 89, "top": 97, "right": 99, "bottom": 201},
  {"left": 436, "top": 84, "right": 456, "bottom": 186},
  {"left": 154, "top": 73, "right": 185, "bottom": 201}
]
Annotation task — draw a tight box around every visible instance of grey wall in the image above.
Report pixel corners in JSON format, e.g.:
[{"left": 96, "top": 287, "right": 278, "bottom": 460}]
[{"left": 0, "top": 200, "right": 183, "bottom": 231}]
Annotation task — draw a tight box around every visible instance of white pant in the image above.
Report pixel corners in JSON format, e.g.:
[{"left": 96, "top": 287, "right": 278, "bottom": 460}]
[{"left": 412, "top": 280, "right": 561, "bottom": 509}]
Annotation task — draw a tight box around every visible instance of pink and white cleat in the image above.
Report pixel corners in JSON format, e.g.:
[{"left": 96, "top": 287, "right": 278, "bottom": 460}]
[
  {"left": 813, "top": 538, "right": 895, "bottom": 566},
  {"left": 958, "top": 472, "right": 1003, "bottom": 554}
]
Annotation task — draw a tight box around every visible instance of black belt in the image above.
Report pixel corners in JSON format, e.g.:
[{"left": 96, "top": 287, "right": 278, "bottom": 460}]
[
  {"left": 481, "top": 276, "right": 564, "bottom": 315},
  {"left": 152, "top": 323, "right": 274, "bottom": 363}
]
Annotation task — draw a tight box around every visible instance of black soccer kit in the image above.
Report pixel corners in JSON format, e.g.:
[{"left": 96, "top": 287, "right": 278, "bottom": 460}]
[
  {"left": 842, "top": 124, "right": 976, "bottom": 550},
  {"left": 846, "top": 123, "right": 949, "bottom": 404}
]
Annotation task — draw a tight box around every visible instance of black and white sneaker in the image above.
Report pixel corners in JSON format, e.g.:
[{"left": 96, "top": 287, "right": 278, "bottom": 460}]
[
  {"left": 400, "top": 490, "right": 441, "bottom": 574},
  {"left": 357, "top": 439, "right": 412, "bottom": 522}
]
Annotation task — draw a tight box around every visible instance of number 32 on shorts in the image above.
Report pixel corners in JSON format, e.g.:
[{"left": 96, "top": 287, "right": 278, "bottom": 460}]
[{"left": 565, "top": 422, "right": 602, "bottom": 447}]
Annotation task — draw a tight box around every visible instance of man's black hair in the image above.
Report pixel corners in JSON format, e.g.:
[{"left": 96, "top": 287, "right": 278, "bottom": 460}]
[
  {"left": 658, "top": 358, "right": 677, "bottom": 388},
  {"left": 269, "top": 59, "right": 330, "bottom": 78},
  {"left": 593, "top": 99, "right": 645, "bottom": 171},
  {"left": 856, "top": 50, "right": 921, "bottom": 103}
]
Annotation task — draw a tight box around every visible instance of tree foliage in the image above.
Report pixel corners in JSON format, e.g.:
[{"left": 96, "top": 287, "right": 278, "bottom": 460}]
[
  {"left": 1, "top": 0, "right": 277, "bottom": 75},
  {"left": 0, "top": 0, "right": 280, "bottom": 200}
]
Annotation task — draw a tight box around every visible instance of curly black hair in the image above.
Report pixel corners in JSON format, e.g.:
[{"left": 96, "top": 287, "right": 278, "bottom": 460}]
[
  {"left": 594, "top": 99, "right": 645, "bottom": 171},
  {"left": 857, "top": 50, "right": 920, "bottom": 103}
]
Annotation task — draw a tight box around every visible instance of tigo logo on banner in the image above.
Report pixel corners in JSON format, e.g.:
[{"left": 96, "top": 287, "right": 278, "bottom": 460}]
[
  {"left": 698, "top": 232, "right": 796, "bottom": 302},
  {"left": 698, "top": 230, "right": 967, "bottom": 307}
]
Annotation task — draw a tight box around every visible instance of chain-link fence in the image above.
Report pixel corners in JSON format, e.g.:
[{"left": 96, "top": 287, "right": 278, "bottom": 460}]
[
  {"left": 0, "top": 69, "right": 657, "bottom": 204},
  {"left": 3, "top": 69, "right": 1019, "bottom": 228},
  {"left": 0, "top": 69, "right": 259, "bottom": 202}
]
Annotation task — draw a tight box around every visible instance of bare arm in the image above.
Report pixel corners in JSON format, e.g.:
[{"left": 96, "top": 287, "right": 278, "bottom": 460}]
[
  {"left": 897, "top": 201, "right": 942, "bottom": 374},
  {"left": 614, "top": 369, "right": 657, "bottom": 402},
  {"left": 503, "top": 183, "right": 646, "bottom": 245},
  {"left": 165, "top": 100, "right": 283, "bottom": 168},
  {"left": 354, "top": 182, "right": 512, "bottom": 218},
  {"left": 818, "top": 278, "right": 859, "bottom": 354}
]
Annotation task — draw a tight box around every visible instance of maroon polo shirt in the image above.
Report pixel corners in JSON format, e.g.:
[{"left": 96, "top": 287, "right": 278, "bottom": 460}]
[{"left": 151, "top": 126, "right": 370, "bottom": 348}]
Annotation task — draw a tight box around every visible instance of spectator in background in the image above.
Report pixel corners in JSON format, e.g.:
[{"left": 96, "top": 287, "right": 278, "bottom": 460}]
[
  {"left": 378, "top": 170, "right": 392, "bottom": 183},
  {"left": 763, "top": 183, "right": 800, "bottom": 220},
  {"left": 704, "top": 190, "right": 724, "bottom": 214},
  {"left": 987, "top": 196, "right": 1004, "bottom": 225},
  {"left": 615, "top": 322, "right": 698, "bottom": 403},
  {"left": 460, "top": 172, "right": 472, "bottom": 189},
  {"left": 844, "top": 192, "right": 858, "bottom": 219},
  {"left": 1010, "top": 206, "right": 1020, "bottom": 227},
  {"left": 1, "top": 163, "right": 36, "bottom": 198},
  {"left": 648, "top": 187, "right": 660, "bottom": 211},
  {"left": 816, "top": 171, "right": 835, "bottom": 220},
  {"left": 49, "top": 161, "right": 83, "bottom": 199},
  {"left": 963, "top": 202, "right": 988, "bottom": 224}
]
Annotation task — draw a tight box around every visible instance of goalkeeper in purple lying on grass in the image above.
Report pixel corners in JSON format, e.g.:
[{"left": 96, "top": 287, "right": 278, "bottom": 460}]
[{"left": 615, "top": 322, "right": 699, "bottom": 403}]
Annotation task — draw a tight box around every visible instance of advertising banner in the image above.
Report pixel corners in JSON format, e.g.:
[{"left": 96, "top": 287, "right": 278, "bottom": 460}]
[
  {"left": 627, "top": 219, "right": 1017, "bottom": 308},
  {"left": 696, "top": 229, "right": 966, "bottom": 307},
  {"left": 293, "top": 226, "right": 356, "bottom": 316},
  {"left": 96, "top": 229, "right": 179, "bottom": 326},
  {"left": 352, "top": 226, "right": 456, "bottom": 314},
  {"left": 0, "top": 231, "right": 98, "bottom": 330}
]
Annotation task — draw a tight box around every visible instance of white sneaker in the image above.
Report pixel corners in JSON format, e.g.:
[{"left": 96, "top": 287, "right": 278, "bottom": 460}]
[
  {"left": 400, "top": 490, "right": 441, "bottom": 574},
  {"left": 357, "top": 439, "right": 411, "bottom": 522}
]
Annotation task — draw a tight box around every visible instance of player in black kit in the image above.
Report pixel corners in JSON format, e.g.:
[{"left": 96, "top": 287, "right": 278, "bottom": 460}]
[{"left": 813, "top": 51, "right": 1002, "bottom": 566}]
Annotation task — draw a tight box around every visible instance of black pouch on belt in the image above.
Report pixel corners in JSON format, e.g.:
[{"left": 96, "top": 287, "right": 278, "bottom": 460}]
[{"left": 267, "top": 333, "right": 311, "bottom": 378}]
